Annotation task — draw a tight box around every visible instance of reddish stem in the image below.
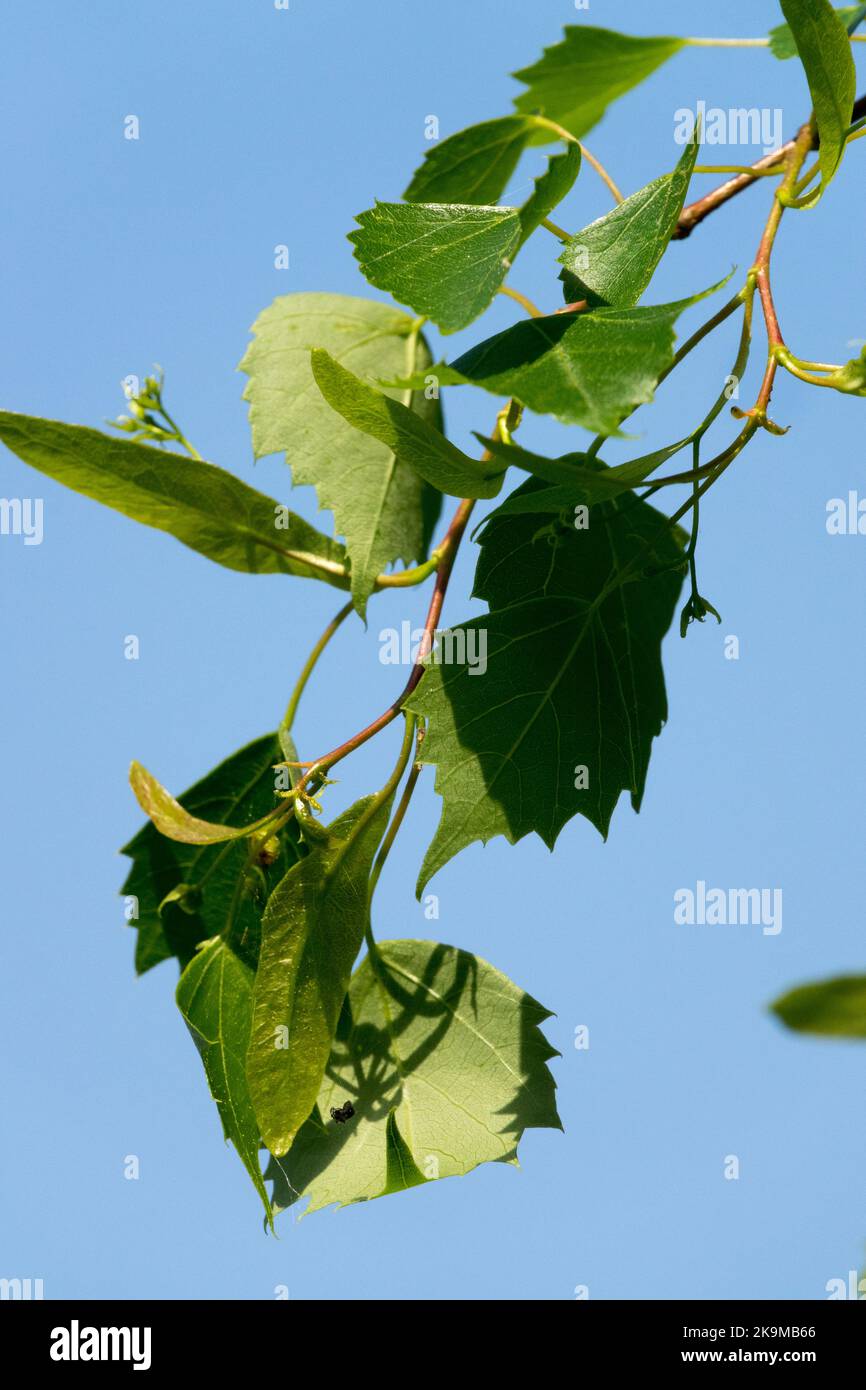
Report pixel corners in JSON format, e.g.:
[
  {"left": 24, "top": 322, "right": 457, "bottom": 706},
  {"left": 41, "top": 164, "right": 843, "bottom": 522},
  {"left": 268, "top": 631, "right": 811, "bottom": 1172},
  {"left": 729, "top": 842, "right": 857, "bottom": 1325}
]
[
  {"left": 295, "top": 497, "right": 475, "bottom": 792},
  {"left": 673, "top": 96, "right": 866, "bottom": 239}
]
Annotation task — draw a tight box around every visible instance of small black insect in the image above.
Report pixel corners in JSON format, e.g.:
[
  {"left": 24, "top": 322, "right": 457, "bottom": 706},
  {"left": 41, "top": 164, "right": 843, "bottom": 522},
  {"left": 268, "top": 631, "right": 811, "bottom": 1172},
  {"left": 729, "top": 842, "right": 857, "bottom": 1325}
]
[{"left": 330, "top": 1101, "right": 355, "bottom": 1125}]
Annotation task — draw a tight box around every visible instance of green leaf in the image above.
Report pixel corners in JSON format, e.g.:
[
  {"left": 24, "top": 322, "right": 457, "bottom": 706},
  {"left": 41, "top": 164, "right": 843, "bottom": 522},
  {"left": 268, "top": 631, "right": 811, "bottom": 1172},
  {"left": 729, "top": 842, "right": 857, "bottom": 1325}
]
[
  {"left": 264, "top": 938, "right": 561, "bottom": 1215},
  {"left": 559, "top": 135, "right": 699, "bottom": 307},
  {"left": 415, "top": 282, "right": 727, "bottom": 436},
  {"left": 779, "top": 0, "right": 856, "bottom": 201},
  {"left": 0, "top": 412, "right": 347, "bottom": 585},
  {"left": 311, "top": 349, "right": 505, "bottom": 499},
  {"left": 476, "top": 434, "right": 691, "bottom": 501},
  {"left": 472, "top": 481, "right": 594, "bottom": 524},
  {"left": 121, "top": 734, "right": 302, "bottom": 976},
  {"left": 382, "top": 1110, "right": 428, "bottom": 1193},
  {"left": 176, "top": 937, "right": 273, "bottom": 1225},
  {"left": 129, "top": 761, "right": 275, "bottom": 845},
  {"left": 517, "top": 143, "right": 582, "bottom": 246},
  {"left": 769, "top": 5, "right": 862, "bottom": 59},
  {"left": 513, "top": 26, "right": 685, "bottom": 143},
  {"left": 404, "top": 115, "right": 536, "bottom": 205},
  {"left": 771, "top": 975, "right": 866, "bottom": 1038},
  {"left": 353, "top": 142, "right": 580, "bottom": 335},
  {"left": 823, "top": 345, "right": 866, "bottom": 394},
  {"left": 239, "top": 293, "right": 443, "bottom": 617},
  {"left": 246, "top": 792, "right": 395, "bottom": 1156},
  {"left": 349, "top": 202, "right": 523, "bottom": 333},
  {"left": 406, "top": 482, "right": 685, "bottom": 891}
]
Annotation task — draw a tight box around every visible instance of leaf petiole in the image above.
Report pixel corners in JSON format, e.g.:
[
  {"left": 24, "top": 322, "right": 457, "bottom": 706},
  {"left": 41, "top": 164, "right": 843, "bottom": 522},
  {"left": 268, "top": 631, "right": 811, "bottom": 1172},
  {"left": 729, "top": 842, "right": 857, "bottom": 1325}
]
[
  {"left": 497, "top": 285, "right": 543, "bottom": 318},
  {"left": 280, "top": 598, "right": 355, "bottom": 738},
  {"left": 540, "top": 216, "right": 571, "bottom": 241},
  {"left": 529, "top": 114, "right": 624, "bottom": 202}
]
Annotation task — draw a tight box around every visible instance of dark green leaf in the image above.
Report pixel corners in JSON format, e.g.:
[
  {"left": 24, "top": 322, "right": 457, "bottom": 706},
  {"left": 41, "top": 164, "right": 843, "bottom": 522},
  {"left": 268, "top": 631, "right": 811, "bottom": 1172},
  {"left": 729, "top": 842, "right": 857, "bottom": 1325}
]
[
  {"left": 476, "top": 434, "right": 691, "bottom": 500},
  {"left": 121, "top": 734, "right": 302, "bottom": 976},
  {"left": 415, "top": 282, "right": 727, "bottom": 435},
  {"left": 472, "top": 481, "right": 592, "bottom": 524},
  {"left": 349, "top": 201, "right": 522, "bottom": 333},
  {"left": 265, "top": 938, "right": 561, "bottom": 1214},
  {"left": 246, "top": 793, "right": 395, "bottom": 1156},
  {"left": 772, "top": 975, "right": 866, "bottom": 1038},
  {"left": 0, "top": 412, "right": 347, "bottom": 585},
  {"left": 779, "top": 0, "right": 856, "bottom": 200},
  {"left": 558, "top": 135, "right": 698, "bottom": 307},
  {"left": 404, "top": 115, "right": 536, "bottom": 205},
  {"left": 311, "top": 349, "right": 505, "bottom": 499},
  {"left": 513, "top": 26, "right": 685, "bottom": 143},
  {"left": 177, "top": 937, "right": 273, "bottom": 1224},
  {"left": 406, "top": 482, "right": 685, "bottom": 890},
  {"left": 239, "top": 293, "right": 442, "bottom": 616}
]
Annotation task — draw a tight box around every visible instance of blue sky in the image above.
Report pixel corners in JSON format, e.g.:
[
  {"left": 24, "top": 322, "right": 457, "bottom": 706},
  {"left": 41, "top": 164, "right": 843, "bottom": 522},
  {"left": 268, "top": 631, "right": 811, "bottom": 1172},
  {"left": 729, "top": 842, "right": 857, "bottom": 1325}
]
[{"left": 2, "top": 0, "right": 865, "bottom": 1300}]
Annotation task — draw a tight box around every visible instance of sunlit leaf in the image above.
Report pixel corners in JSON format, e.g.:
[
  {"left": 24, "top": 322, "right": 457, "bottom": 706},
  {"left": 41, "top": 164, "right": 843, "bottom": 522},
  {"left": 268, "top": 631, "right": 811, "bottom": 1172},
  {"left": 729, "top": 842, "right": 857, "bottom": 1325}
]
[
  {"left": 177, "top": 937, "right": 273, "bottom": 1224},
  {"left": 404, "top": 115, "right": 536, "bottom": 205},
  {"left": 311, "top": 349, "right": 505, "bottom": 498},
  {"left": 513, "top": 26, "right": 685, "bottom": 143},
  {"left": 265, "top": 938, "right": 561, "bottom": 1214},
  {"left": 0, "top": 412, "right": 348, "bottom": 585},
  {"left": 246, "top": 793, "right": 395, "bottom": 1156},
  {"left": 239, "top": 293, "right": 442, "bottom": 615}
]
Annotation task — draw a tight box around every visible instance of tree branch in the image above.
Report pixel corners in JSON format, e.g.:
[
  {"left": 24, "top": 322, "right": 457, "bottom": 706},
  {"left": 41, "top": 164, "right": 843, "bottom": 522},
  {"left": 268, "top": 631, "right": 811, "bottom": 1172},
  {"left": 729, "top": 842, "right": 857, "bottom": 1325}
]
[{"left": 673, "top": 94, "right": 866, "bottom": 239}]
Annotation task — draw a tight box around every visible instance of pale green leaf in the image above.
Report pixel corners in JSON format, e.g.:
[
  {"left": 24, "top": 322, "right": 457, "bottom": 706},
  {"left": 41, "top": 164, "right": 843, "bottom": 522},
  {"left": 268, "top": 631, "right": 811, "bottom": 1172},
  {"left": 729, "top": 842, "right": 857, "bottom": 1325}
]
[
  {"left": 772, "top": 975, "right": 866, "bottom": 1038},
  {"left": 311, "top": 349, "right": 505, "bottom": 499},
  {"left": 177, "top": 937, "right": 273, "bottom": 1225},
  {"left": 513, "top": 26, "right": 685, "bottom": 143},
  {"left": 404, "top": 115, "right": 536, "bottom": 205},
  {"left": 779, "top": 0, "right": 856, "bottom": 201},
  {"left": 0, "top": 412, "right": 348, "bottom": 586},
  {"left": 824, "top": 345, "right": 866, "bottom": 394},
  {"left": 239, "top": 293, "right": 442, "bottom": 617},
  {"left": 246, "top": 793, "right": 394, "bottom": 1156},
  {"left": 265, "top": 938, "right": 561, "bottom": 1215},
  {"left": 559, "top": 135, "right": 698, "bottom": 306},
  {"left": 406, "top": 482, "right": 685, "bottom": 890},
  {"left": 121, "top": 734, "right": 303, "bottom": 975},
  {"left": 129, "top": 760, "right": 275, "bottom": 845}
]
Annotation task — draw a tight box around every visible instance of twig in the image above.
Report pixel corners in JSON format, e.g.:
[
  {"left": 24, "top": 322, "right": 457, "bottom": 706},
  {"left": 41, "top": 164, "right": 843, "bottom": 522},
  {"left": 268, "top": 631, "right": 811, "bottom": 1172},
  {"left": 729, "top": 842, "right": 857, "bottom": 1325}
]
[
  {"left": 292, "top": 496, "right": 475, "bottom": 796},
  {"left": 674, "top": 95, "right": 866, "bottom": 239}
]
